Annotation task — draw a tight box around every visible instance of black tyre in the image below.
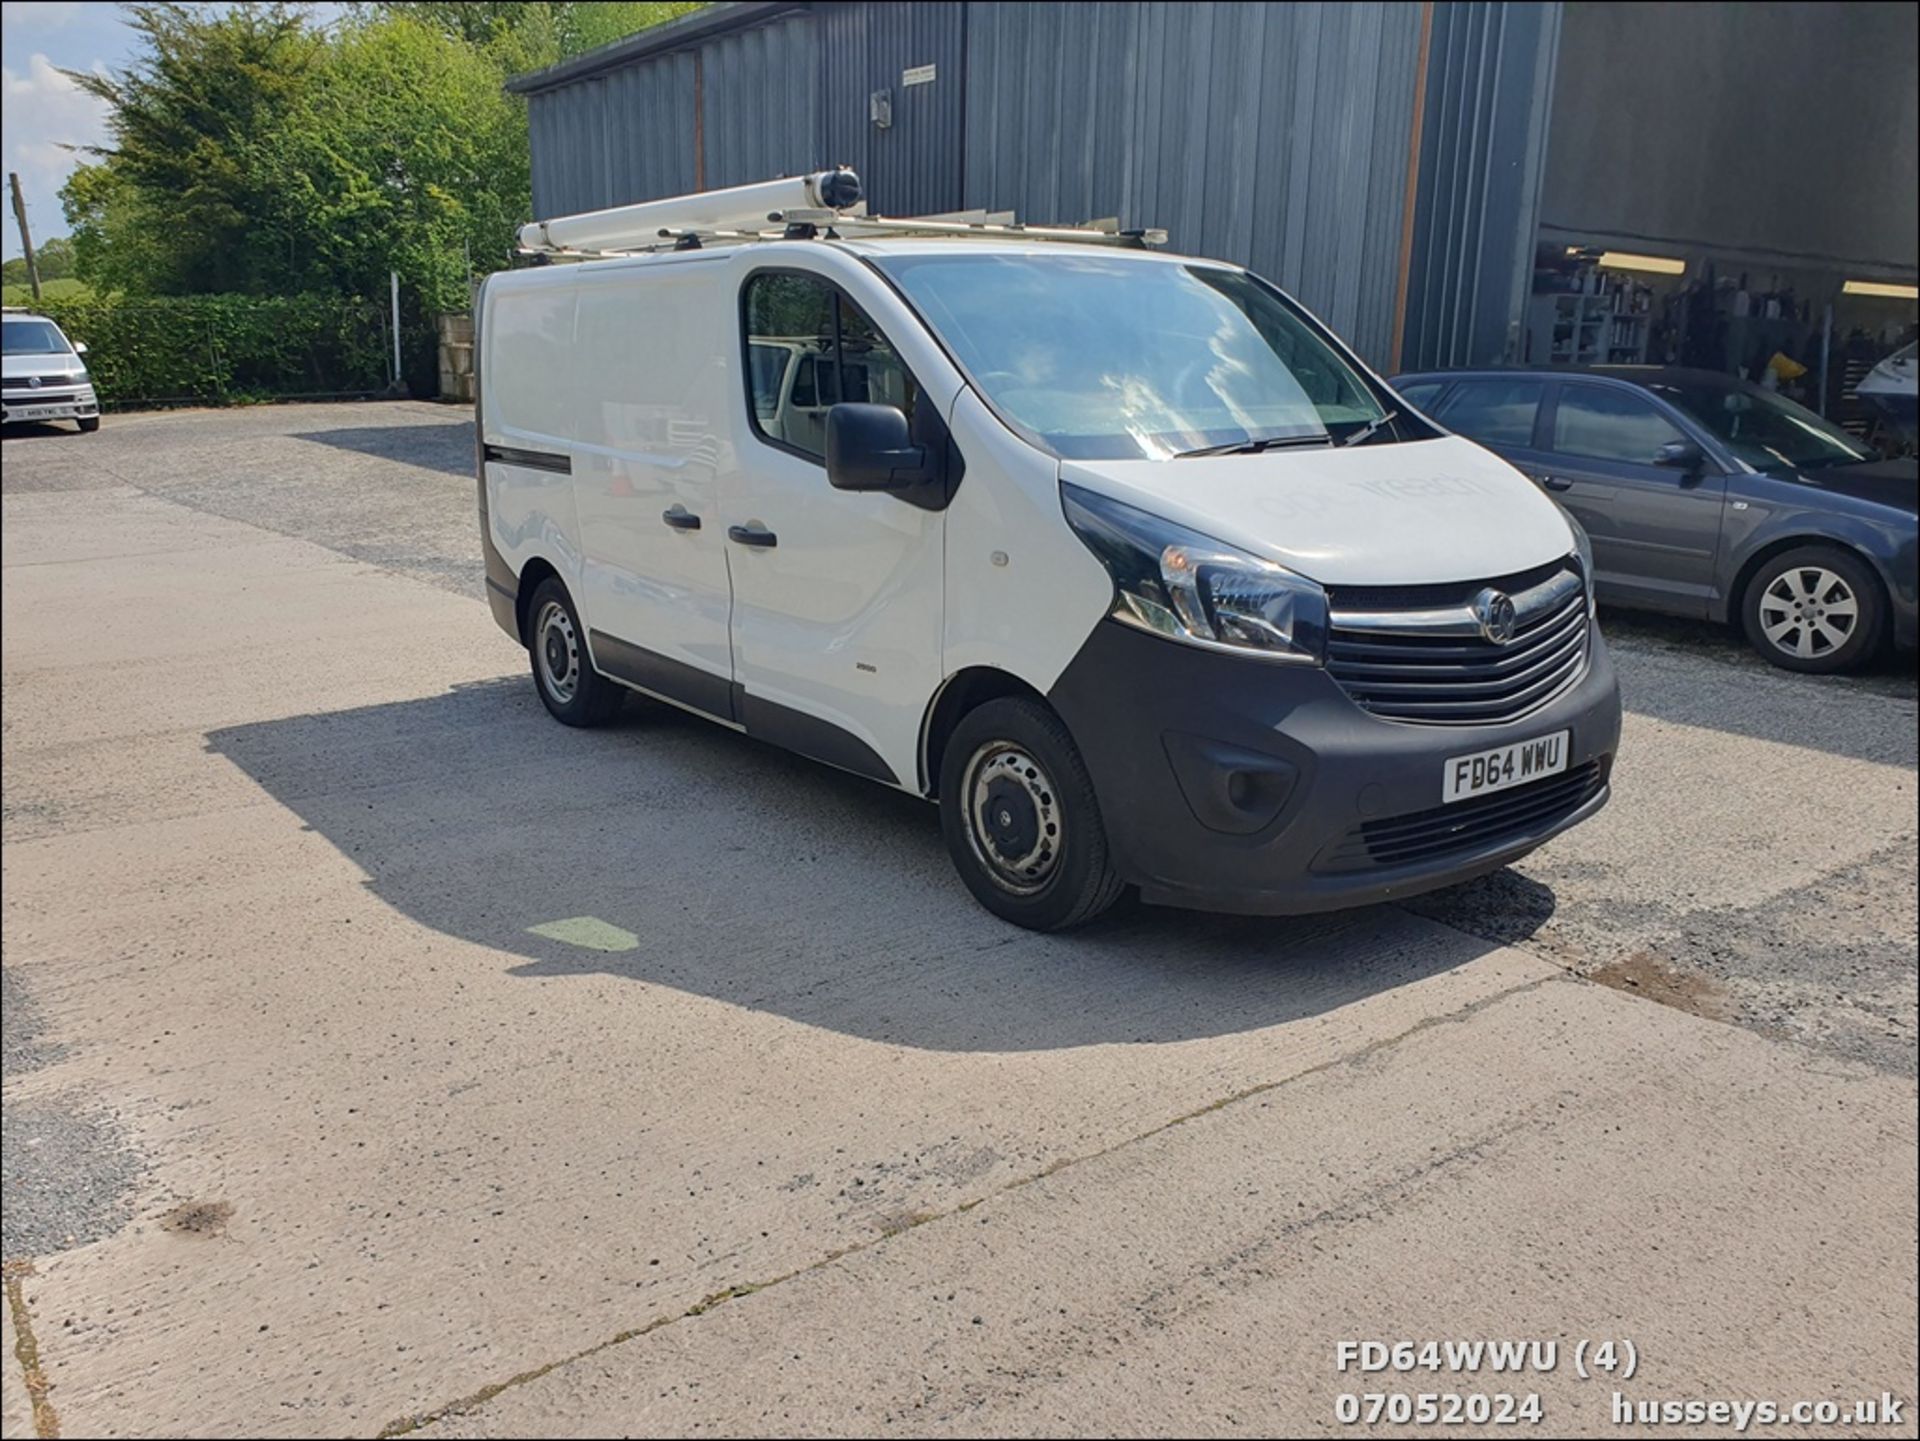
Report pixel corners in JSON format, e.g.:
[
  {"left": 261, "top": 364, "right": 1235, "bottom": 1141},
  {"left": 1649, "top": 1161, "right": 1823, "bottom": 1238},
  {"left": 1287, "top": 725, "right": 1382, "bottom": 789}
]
[
  {"left": 526, "top": 577, "right": 624, "bottom": 725},
  {"left": 939, "top": 696, "right": 1126, "bottom": 930},
  {"left": 77, "top": 416, "right": 101, "bottom": 433},
  {"left": 1742, "top": 545, "right": 1885, "bottom": 674}
]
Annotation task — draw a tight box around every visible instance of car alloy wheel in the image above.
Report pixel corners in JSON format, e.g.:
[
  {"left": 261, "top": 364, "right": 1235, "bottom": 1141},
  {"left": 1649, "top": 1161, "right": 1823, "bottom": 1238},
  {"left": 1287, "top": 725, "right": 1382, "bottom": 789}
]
[{"left": 1757, "top": 565, "right": 1858, "bottom": 663}]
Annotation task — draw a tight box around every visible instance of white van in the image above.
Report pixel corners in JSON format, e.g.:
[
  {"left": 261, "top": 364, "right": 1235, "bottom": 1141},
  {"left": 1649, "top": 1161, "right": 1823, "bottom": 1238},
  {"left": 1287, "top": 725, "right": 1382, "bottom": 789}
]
[
  {"left": 477, "top": 172, "right": 1620, "bottom": 930},
  {"left": 2, "top": 309, "right": 101, "bottom": 432}
]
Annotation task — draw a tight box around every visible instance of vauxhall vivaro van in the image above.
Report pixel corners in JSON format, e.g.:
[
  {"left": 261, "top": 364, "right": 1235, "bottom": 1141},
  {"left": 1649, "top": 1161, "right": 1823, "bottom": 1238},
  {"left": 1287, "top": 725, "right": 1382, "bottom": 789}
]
[{"left": 477, "top": 171, "right": 1621, "bottom": 930}]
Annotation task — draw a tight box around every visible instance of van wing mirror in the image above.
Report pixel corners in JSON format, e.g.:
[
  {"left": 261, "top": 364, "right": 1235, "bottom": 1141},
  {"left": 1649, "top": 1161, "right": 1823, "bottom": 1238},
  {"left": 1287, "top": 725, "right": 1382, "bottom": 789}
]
[
  {"left": 72, "top": 341, "right": 88, "bottom": 355},
  {"left": 826, "top": 403, "right": 934, "bottom": 491}
]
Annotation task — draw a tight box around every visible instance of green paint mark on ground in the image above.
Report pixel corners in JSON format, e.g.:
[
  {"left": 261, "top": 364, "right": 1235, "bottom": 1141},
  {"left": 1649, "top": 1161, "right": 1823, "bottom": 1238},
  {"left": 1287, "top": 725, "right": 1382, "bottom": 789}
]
[{"left": 527, "top": 916, "right": 640, "bottom": 952}]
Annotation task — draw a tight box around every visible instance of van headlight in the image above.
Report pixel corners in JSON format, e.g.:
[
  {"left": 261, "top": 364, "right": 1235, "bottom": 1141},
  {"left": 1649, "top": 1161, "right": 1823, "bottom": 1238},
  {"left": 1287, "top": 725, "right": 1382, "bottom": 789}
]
[
  {"left": 1567, "top": 513, "right": 1595, "bottom": 602},
  {"left": 1061, "top": 482, "right": 1328, "bottom": 664}
]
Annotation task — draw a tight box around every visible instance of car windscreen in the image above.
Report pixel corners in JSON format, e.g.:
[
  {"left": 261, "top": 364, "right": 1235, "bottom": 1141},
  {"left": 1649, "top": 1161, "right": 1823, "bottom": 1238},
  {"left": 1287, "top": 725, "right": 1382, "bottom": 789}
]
[
  {"left": 873, "top": 253, "right": 1388, "bottom": 460},
  {"left": 1649, "top": 379, "right": 1875, "bottom": 471},
  {"left": 2, "top": 319, "right": 72, "bottom": 356}
]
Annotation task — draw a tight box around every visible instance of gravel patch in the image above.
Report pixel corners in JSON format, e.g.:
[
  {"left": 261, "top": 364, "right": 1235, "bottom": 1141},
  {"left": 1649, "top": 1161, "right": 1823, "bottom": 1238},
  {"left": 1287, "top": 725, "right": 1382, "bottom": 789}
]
[
  {"left": 1, "top": 966, "right": 65, "bottom": 1080},
  {"left": 1, "top": 1096, "right": 142, "bottom": 1260}
]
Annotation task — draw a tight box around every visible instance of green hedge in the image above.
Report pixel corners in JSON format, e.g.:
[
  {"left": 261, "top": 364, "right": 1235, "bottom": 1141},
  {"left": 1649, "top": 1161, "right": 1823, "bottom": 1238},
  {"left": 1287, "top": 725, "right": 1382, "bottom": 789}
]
[{"left": 30, "top": 293, "right": 408, "bottom": 408}]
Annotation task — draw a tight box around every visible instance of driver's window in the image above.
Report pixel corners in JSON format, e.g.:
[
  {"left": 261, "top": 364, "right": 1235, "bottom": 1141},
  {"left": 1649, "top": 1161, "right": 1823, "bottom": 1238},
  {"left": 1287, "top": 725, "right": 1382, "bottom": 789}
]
[{"left": 743, "top": 272, "right": 917, "bottom": 463}]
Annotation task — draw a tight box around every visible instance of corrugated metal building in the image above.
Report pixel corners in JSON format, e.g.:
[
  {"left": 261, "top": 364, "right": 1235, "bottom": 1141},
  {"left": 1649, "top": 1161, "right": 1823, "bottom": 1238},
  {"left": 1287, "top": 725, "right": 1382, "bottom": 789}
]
[
  {"left": 507, "top": 0, "right": 1522, "bottom": 370},
  {"left": 508, "top": 1, "right": 1916, "bottom": 374}
]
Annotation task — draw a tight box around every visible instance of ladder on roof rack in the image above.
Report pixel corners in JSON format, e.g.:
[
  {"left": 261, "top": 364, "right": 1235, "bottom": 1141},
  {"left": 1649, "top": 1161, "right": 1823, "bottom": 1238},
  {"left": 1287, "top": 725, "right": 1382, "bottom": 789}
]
[{"left": 514, "top": 168, "right": 1167, "bottom": 259}]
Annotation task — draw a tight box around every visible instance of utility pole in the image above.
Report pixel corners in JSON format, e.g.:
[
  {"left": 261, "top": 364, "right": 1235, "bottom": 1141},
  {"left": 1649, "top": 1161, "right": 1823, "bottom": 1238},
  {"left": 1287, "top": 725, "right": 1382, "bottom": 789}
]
[{"left": 9, "top": 171, "right": 43, "bottom": 303}]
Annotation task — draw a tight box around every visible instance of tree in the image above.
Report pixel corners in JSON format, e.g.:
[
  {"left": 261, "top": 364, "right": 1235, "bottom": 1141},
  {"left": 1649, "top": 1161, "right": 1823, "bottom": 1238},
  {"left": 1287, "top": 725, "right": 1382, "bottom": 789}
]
[
  {"left": 57, "top": 1, "right": 701, "bottom": 304},
  {"left": 265, "top": 12, "right": 531, "bottom": 309},
  {"left": 63, "top": 4, "right": 322, "bottom": 294},
  {"left": 355, "top": 3, "right": 706, "bottom": 64},
  {"left": 2, "top": 236, "right": 75, "bottom": 285}
]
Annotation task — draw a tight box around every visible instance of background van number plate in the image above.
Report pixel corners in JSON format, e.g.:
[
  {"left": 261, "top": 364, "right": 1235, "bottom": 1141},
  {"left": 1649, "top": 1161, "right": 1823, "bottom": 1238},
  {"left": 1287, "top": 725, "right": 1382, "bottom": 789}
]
[{"left": 1443, "top": 730, "right": 1568, "bottom": 804}]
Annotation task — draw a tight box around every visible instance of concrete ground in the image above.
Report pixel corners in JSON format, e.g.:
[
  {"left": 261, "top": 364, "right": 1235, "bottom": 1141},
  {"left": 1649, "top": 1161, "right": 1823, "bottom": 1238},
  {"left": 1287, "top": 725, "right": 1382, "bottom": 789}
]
[{"left": 2, "top": 401, "right": 1914, "bottom": 1438}]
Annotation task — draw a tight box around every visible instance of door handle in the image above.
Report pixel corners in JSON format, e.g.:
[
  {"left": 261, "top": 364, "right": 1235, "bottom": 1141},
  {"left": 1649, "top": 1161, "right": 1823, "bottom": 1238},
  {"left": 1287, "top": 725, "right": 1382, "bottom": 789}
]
[
  {"left": 661, "top": 505, "right": 701, "bottom": 531},
  {"left": 727, "top": 522, "right": 778, "bottom": 548},
  {"left": 1537, "top": 474, "right": 1573, "bottom": 492}
]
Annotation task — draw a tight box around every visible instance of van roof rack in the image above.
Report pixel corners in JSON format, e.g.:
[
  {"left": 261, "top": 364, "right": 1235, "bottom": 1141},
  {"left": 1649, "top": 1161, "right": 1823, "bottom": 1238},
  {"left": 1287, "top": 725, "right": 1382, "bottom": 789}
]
[{"left": 515, "top": 168, "right": 1166, "bottom": 260}]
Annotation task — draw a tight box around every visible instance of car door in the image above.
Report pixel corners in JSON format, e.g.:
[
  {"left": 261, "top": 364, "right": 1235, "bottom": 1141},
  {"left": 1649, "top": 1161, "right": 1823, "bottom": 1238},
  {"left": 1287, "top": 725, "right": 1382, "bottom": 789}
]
[
  {"left": 1538, "top": 381, "right": 1728, "bottom": 615},
  {"left": 570, "top": 255, "right": 738, "bottom": 717},
  {"left": 718, "top": 259, "right": 956, "bottom": 789},
  {"left": 1427, "top": 375, "right": 1554, "bottom": 482}
]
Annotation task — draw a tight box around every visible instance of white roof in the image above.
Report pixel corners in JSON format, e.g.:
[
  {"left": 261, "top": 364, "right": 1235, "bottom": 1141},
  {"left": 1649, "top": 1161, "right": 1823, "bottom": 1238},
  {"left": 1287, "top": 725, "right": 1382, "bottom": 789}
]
[{"left": 827, "top": 236, "right": 1207, "bottom": 265}]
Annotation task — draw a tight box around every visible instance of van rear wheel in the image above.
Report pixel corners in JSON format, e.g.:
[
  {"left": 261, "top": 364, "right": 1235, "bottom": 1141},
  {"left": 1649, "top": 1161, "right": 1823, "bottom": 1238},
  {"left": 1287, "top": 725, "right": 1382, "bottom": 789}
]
[
  {"left": 527, "top": 577, "right": 624, "bottom": 726},
  {"left": 939, "top": 697, "right": 1125, "bottom": 931}
]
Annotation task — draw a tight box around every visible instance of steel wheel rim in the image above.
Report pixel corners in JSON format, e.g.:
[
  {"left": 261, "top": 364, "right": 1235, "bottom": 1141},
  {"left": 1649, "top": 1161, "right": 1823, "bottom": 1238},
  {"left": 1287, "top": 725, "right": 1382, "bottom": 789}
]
[
  {"left": 962, "top": 741, "right": 1063, "bottom": 895},
  {"left": 1758, "top": 566, "right": 1858, "bottom": 660},
  {"left": 535, "top": 600, "right": 580, "bottom": 703}
]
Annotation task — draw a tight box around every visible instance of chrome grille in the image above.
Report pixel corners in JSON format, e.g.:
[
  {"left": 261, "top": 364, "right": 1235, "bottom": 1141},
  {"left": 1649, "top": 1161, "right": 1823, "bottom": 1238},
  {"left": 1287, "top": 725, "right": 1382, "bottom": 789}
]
[
  {"left": 1325, "top": 558, "right": 1591, "bottom": 726},
  {"left": 1316, "top": 760, "right": 1608, "bottom": 873}
]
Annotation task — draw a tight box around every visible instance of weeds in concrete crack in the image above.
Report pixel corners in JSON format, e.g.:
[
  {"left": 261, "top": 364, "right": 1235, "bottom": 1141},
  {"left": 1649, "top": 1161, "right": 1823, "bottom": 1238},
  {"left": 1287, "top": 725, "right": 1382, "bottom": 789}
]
[{"left": 4, "top": 1259, "right": 60, "bottom": 1439}]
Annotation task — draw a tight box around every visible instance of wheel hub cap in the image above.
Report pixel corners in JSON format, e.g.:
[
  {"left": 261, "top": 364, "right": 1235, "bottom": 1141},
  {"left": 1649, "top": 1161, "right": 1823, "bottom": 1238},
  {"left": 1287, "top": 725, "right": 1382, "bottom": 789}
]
[
  {"left": 535, "top": 600, "right": 579, "bottom": 703},
  {"left": 964, "top": 743, "right": 1062, "bottom": 895}
]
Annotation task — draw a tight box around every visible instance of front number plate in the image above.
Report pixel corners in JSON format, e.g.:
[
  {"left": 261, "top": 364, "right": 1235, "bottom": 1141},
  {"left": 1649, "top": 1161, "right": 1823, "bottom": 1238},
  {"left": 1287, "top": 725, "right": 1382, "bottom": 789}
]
[
  {"left": 1443, "top": 730, "right": 1569, "bottom": 804},
  {"left": 11, "top": 405, "right": 69, "bottom": 421}
]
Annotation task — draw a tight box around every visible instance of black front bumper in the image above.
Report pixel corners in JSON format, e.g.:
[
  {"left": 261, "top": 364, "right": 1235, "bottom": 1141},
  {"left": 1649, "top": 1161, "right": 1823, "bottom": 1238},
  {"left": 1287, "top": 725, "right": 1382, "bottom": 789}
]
[{"left": 1047, "top": 619, "right": 1621, "bottom": 916}]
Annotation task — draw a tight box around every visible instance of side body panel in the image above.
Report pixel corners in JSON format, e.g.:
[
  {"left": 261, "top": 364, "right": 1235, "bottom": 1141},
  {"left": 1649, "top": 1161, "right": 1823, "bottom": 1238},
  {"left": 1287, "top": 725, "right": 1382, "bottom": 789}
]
[
  {"left": 1716, "top": 476, "right": 1920, "bottom": 630},
  {"left": 569, "top": 254, "right": 738, "bottom": 698},
  {"left": 715, "top": 247, "right": 968, "bottom": 788},
  {"left": 940, "top": 386, "right": 1114, "bottom": 691},
  {"left": 481, "top": 267, "right": 586, "bottom": 596}
]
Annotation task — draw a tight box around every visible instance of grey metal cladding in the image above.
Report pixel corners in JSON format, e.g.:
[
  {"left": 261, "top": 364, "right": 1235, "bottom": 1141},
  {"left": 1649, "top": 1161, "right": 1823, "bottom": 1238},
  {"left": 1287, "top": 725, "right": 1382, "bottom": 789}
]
[
  {"left": 1401, "top": 2, "right": 1561, "bottom": 371},
  {"left": 958, "top": 2, "right": 1422, "bottom": 365},
  {"left": 700, "top": 10, "right": 821, "bottom": 190},
  {"left": 819, "top": 1, "right": 967, "bottom": 217},
  {"left": 517, "top": 1, "right": 1499, "bottom": 372},
  {"left": 526, "top": 50, "right": 698, "bottom": 216}
]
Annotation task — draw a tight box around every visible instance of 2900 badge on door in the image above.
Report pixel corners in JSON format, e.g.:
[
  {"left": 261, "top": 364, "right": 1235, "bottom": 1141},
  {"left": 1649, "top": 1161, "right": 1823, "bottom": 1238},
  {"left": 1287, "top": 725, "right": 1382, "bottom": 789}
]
[{"left": 1443, "top": 730, "right": 1569, "bottom": 804}]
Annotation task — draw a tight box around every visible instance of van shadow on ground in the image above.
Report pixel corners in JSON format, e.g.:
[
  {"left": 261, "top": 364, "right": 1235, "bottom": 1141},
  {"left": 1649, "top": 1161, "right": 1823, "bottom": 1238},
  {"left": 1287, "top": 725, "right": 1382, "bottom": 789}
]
[
  {"left": 204, "top": 676, "right": 1556, "bottom": 1053},
  {"left": 296, "top": 421, "right": 476, "bottom": 477}
]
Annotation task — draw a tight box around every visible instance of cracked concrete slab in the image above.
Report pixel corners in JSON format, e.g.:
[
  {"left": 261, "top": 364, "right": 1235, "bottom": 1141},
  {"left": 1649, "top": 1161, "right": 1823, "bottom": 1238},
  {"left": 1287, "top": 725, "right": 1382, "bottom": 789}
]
[{"left": 410, "top": 978, "right": 1917, "bottom": 1438}]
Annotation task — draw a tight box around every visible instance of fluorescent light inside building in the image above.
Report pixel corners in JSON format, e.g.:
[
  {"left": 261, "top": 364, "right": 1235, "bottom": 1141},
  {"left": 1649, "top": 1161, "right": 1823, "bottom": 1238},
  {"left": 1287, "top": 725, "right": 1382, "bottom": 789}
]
[
  {"left": 1597, "top": 251, "right": 1686, "bottom": 276},
  {"left": 1842, "top": 279, "right": 1919, "bottom": 299}
]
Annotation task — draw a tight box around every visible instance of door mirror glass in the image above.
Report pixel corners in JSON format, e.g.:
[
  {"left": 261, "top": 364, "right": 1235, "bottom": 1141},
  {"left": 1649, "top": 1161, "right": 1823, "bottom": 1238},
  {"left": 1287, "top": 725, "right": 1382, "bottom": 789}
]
[
  {"left": 1655, "top": 438, "right": 1704, "bottom": 470},
  {"left": 826, "top": 403, "right": 931, "bottom": 491}
]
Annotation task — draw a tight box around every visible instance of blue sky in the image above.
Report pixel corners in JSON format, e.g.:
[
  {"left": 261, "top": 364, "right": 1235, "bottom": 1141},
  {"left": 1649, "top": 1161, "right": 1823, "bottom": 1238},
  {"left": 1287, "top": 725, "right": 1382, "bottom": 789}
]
[
  {"left": 1, "top": 2, "right": 342, "bottom": 261},
  {"left": 2, "top": 1, "right": 120, "bottom": 257}
]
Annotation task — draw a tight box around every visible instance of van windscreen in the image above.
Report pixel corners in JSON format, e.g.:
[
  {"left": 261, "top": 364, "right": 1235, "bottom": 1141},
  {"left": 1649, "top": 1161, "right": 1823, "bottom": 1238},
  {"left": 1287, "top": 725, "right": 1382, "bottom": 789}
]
[{"left": 874, "top": 254, "right": 1388, "bottom": 461}]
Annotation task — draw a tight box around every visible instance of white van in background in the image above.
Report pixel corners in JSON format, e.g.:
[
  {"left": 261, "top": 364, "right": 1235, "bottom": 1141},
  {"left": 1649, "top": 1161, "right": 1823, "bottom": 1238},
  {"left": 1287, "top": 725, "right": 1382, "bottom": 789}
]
[
  {"left": 2, "top": 309, "right": 100, "bottom": 432},
  {"left": 477, "top": 171, "right": 1621, "bottom": 930}
]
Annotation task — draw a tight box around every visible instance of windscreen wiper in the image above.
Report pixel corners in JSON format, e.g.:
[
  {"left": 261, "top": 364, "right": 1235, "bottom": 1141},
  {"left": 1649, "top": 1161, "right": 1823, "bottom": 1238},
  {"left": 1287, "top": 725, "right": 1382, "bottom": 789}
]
[
  {"left": 1341, "top": 410, "right": 1399, "bottom": 447},
  {"left": 1174, "top": 433, "right": 1333, "bottom": 460}
]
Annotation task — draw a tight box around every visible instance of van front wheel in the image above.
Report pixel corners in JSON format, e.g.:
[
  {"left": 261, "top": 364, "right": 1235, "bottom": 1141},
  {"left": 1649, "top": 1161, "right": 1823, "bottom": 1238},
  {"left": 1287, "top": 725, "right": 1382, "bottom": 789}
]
[
  {"left": 939, "top": 697, "right": 1125, "bottom": 931},
  {"left": 527, "top": 578, "right": 623, "bottom": 726}
]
